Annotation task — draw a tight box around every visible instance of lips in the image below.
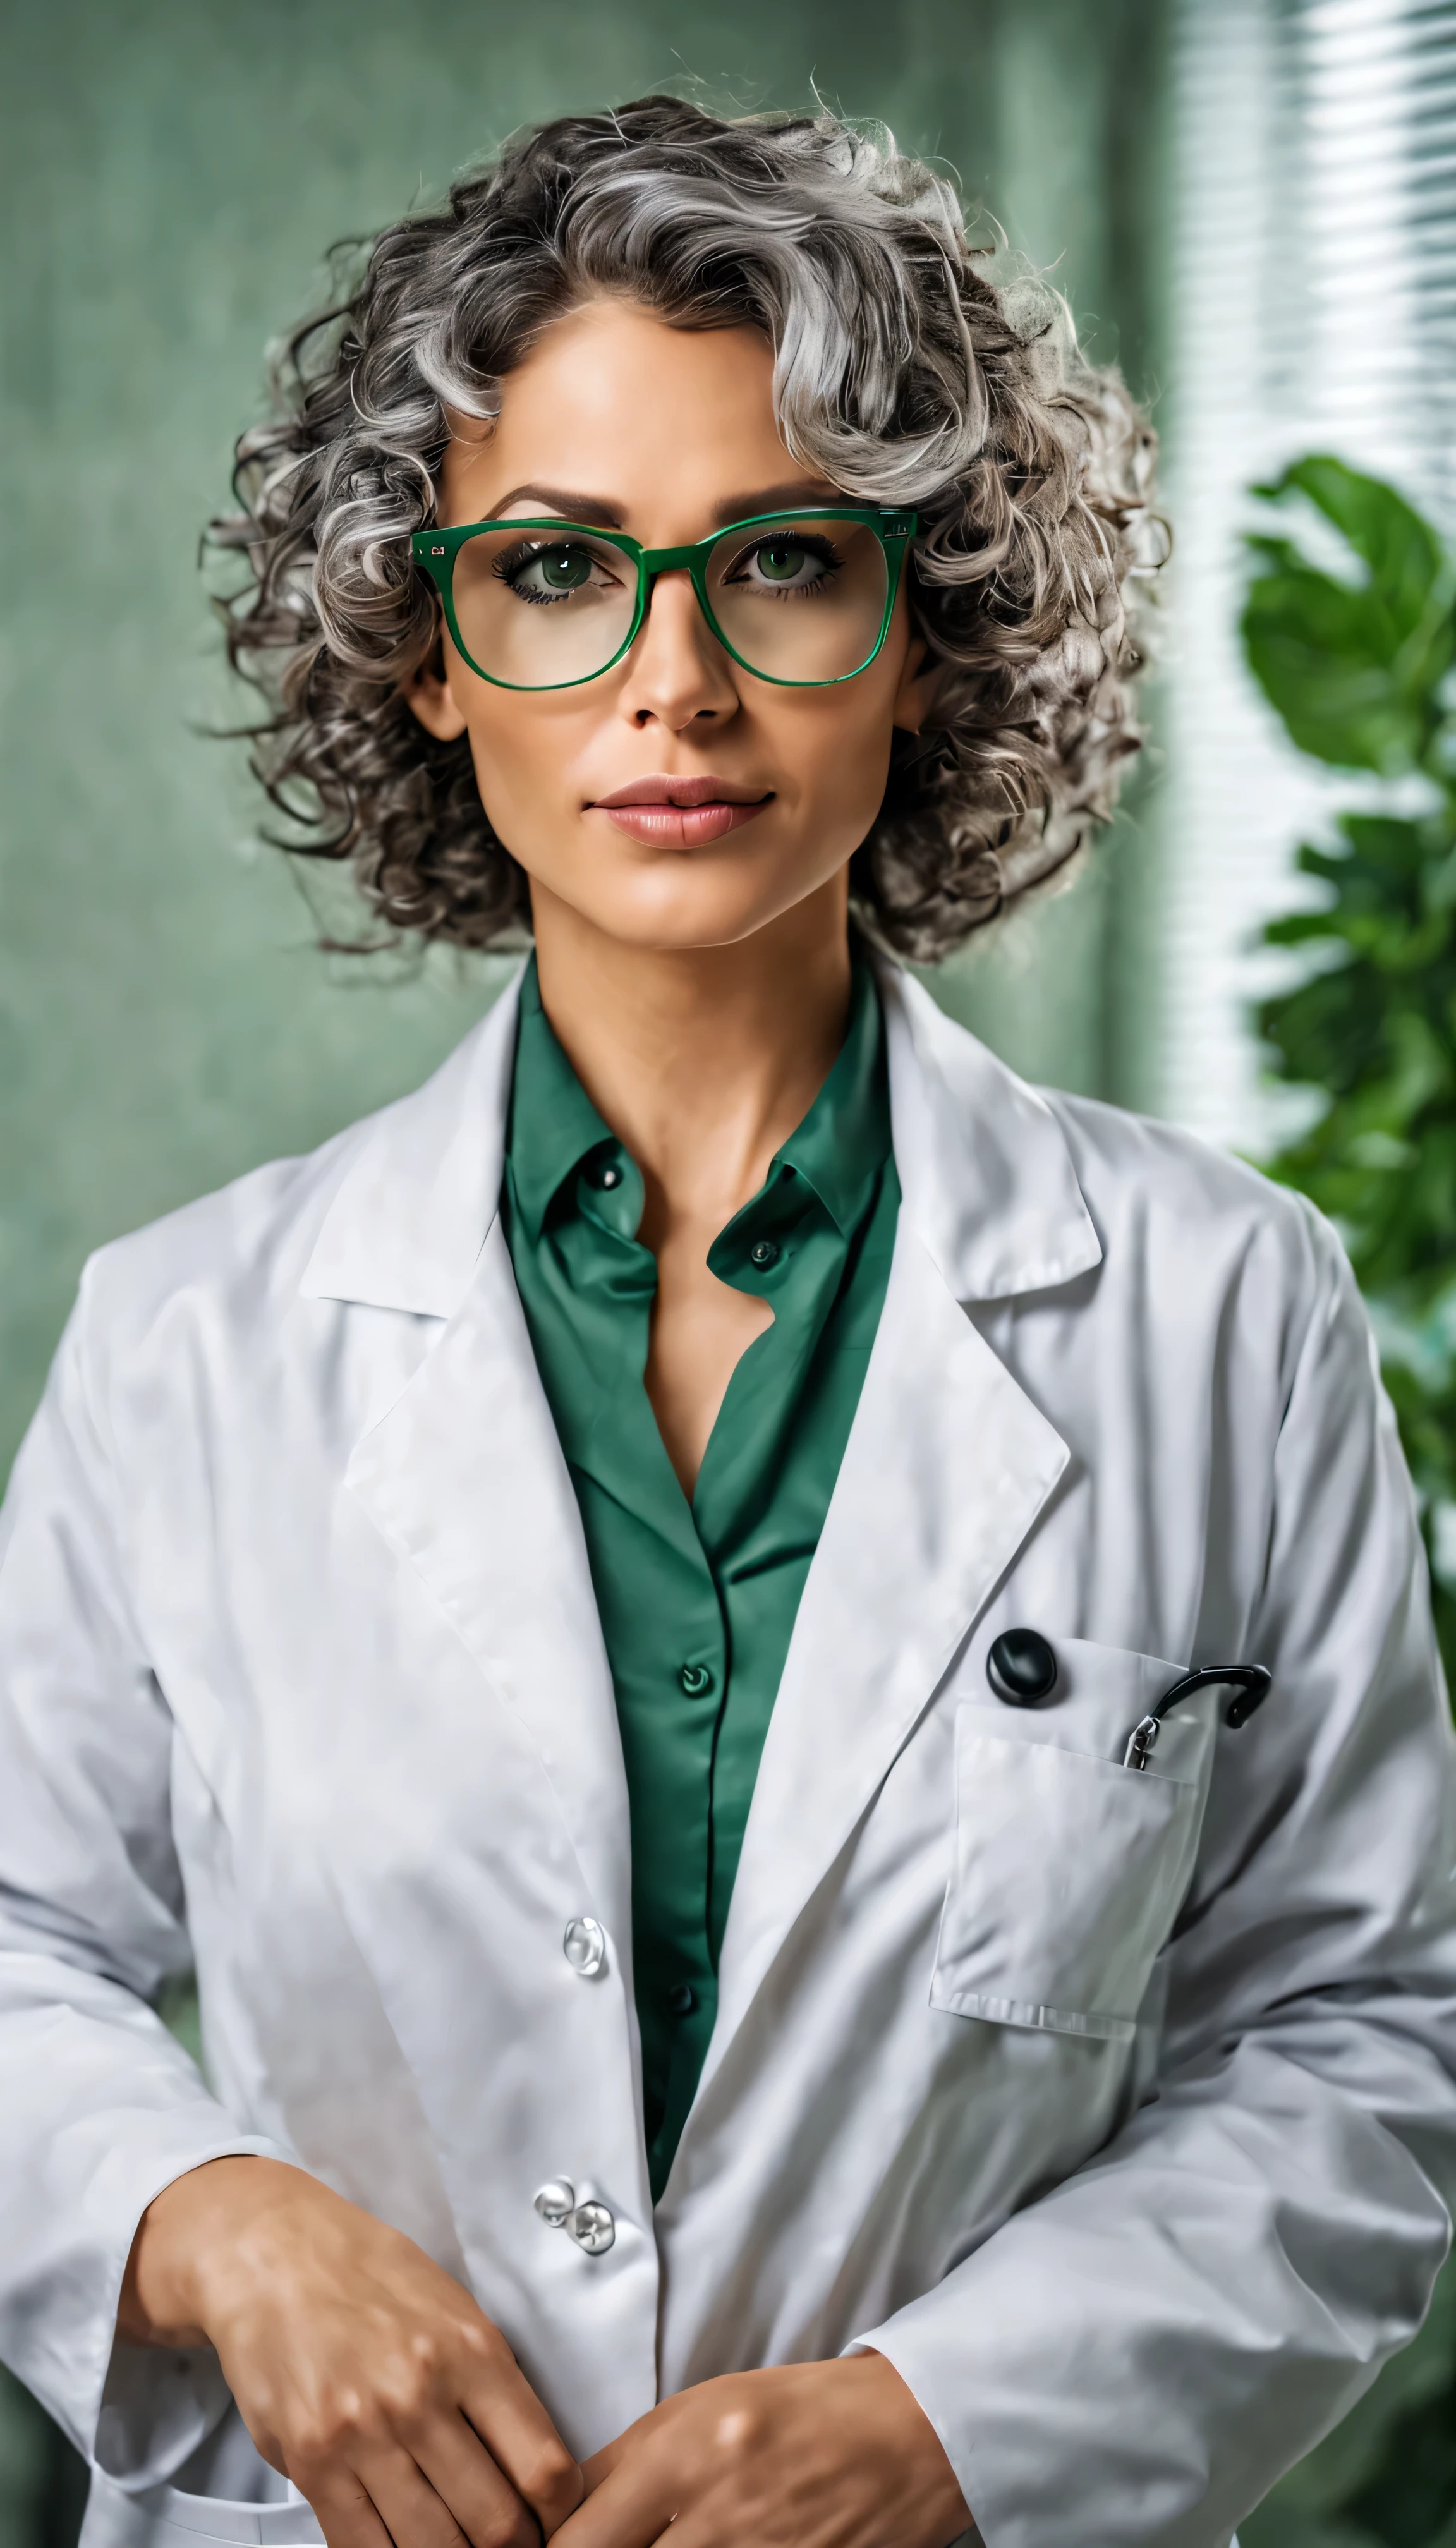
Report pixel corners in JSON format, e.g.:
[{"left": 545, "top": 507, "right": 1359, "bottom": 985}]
[{"left": 589, "top": 775, "right": 773, "bottom": 848}]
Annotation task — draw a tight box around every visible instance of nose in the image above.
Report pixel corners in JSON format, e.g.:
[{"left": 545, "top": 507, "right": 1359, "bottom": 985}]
[{"left": 616, "top": 569, "right": 739, "bottom": 732}]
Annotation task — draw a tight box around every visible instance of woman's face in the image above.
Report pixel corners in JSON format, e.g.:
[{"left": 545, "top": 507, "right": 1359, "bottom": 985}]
[{"left": 406, "top": 297, "right": 935, "bottom": 952}]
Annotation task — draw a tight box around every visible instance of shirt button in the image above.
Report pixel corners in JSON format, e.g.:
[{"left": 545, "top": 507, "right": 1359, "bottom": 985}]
[
  {"left": 749, "top": 1238, "right": 780, "bottom": 1268},
  {"left": 566, "top": 2200, "right": 616, "bottom": 2255},
  {"left": 596, "top": 1162, "right": 623, "bottom": 1189},
  {"left": 679, "top": 1662, "right": 715, "bottom": 1697},
  {"left": 667, "top": 1981, "right": 696, "bottom": 2017},
  {"left": 562, "top": 1916, "right": 606, "bottom": 1977},
  {"left": 534, "top": 2178, "right": 576, "bottom": 2224}
]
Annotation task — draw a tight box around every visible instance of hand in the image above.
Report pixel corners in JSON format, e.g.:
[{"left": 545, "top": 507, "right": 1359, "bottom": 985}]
[
  {"left": 119, "top": 2156, "right": 583, "bottom": 2548},
  {"left": 556, "top": 2352, "right": 971, "bottom": 2548}
]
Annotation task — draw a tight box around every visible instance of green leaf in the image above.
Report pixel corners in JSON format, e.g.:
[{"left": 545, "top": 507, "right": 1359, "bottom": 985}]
[
  {"left": 1265, "top": 911, "right": 1349, "bottom": 949},
  {"left": 1242, "top": 459, "right": 1455, "bottom": 773},
  {"left": 1258, "top": 456, "right": 1446, "bottom": 634},
  {"left": 1333, "top": 815, "right": 1435, "bottom": 878}
]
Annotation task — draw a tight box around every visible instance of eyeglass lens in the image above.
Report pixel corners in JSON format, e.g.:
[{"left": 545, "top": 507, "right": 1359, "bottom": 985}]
[{"left": 447, "top": 519, "right": 891, "bottom": 687}]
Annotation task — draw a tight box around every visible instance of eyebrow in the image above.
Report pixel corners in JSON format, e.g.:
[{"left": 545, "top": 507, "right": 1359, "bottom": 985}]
[
  {"left": 486, "top": 485, "right": 625, "bottom": 526},
  {"left": 482, "top": 477, "right": 846, "bottom": 533},
  {"left": 709, "top": 480, "right": 844, "bottom": 526}
]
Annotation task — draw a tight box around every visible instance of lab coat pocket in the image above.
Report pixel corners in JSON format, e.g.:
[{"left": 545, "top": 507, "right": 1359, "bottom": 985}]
[
  {"left": 80, "top": 2467, "right": 322, "bottom": 2546},
  {"left": 930, "top": 1702, "right": 1206, "bottom": 2042}
]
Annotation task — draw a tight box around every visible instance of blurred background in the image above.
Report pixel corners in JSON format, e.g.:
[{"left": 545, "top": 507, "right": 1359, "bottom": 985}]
[{"left": 3, "top": 0, "right": 1456, "bottom": 2539}]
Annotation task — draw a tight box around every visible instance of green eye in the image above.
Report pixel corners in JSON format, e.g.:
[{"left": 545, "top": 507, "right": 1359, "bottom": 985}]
[
  {"left": 756, "top": 541, "right": 808, "bottom": 582},
  {"left": 538, "top": 546, "right": 592, "bottom": 590}
]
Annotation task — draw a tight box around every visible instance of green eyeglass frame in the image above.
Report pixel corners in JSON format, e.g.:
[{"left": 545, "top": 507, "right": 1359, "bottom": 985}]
[{"left": 409, "top": 506, "right": 919, "bottom": 691}]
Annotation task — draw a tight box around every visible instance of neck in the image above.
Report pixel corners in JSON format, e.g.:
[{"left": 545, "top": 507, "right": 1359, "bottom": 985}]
[{"left": 530, "top": 876, "right": 855, "bottom": 1227}]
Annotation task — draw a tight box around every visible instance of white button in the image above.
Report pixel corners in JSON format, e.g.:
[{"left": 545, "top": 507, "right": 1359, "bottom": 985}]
[
  {"left": 566, "top": 2200, "right": 616, "bottom": 2255},
  {"left": 562, "top": 1916, "right": 606, "bottom": 1977},
  {"left": 533, "top": 2178, "right": 575, "bottom": 2224}
]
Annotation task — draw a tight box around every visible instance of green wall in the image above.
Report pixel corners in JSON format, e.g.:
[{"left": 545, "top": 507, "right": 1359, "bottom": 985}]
[{"left": 0, "top": 0, "right": 1170, "bottom": 1486}]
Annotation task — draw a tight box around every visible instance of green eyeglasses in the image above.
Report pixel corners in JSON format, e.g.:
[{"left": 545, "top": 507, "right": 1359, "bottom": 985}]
[{"left": 410, "top": 506, "right": 918, "bottom": 692}]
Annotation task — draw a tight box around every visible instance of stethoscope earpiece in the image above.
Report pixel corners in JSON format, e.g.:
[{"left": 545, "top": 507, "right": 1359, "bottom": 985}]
[{"left": 1123, "top": 1664, "right": 1272, "bottom": 1770}]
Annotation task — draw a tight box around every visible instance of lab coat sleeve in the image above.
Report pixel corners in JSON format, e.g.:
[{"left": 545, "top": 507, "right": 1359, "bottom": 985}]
[
  {"left": 856, "top": 1207, "right": 1456, "bottom": 2548},
  {"left": 0, "top": 1277, "right": 286, "bottom": 2485}
]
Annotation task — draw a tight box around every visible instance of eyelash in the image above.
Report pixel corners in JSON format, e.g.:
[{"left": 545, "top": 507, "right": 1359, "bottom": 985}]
[
  {"left": 724, "top": 533, "right": 844, "bottom": 595},
  {"left": 491, "top": 540, "right": 615, "bottom": 600}
]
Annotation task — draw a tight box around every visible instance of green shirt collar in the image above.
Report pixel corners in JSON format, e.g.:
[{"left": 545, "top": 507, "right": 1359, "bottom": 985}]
[
  {"left": 767, "top": 957, "right": 889, "bottom": 1235},
  {"left": 507, "top": 960, "right": 619, "bottom": 1246},
  {"left": 506, "top": 953, "right": 890, "bottom": 1247}
]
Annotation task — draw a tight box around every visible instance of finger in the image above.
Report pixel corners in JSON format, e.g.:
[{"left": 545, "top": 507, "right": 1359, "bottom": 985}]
[
  {"left": 297, "top": 2461, "right": 406, "bottom": 2548},
  {"left": 348, "top": 2444, "right": 476, "bottom": 2548},
  {"left": 461, "top": 2355, "right": 583, "bottom": 2537},
  {"left": 578, "top": 2416, "right": 654, "bottom": 2493},
  {"left": 579, "top": 2441, "right": 628, "bottom": 2493},
  {"left": 416, "top": 2410, "right": 547, "bottom": 2548},
  {"left": 552, "top": 2451, "right": 679, "bottom": 2548}
]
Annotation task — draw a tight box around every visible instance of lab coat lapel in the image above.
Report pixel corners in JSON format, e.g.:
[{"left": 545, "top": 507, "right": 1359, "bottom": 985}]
[
  {"left": 300, "top": 967, "right": 631, "bottom": 1956},
  {"left": 705, "top": 966, "right": 1101, "bottom": 2070},
  {"left": 708, "top": 1223, "right": 1071, "bottom": 2059},
  {"left": 342, "top": 1219, "right": 631, "bottom": 1950}
]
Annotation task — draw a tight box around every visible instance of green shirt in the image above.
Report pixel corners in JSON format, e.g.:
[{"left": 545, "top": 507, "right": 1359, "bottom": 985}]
[{"left": 500, "top": 957, "right": 899, "bottom": 2199}]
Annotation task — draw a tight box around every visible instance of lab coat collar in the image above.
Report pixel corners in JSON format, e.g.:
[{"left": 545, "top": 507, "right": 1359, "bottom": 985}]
[
  {"left": 876, "top": 957, "right": 1102, "bottom": 1299},
  {"left": 299, "top": 956, "right": 1101, "bottom": 1315},
  {"left": 299, "top": 967, "right": 525, "bottom": 1316}
]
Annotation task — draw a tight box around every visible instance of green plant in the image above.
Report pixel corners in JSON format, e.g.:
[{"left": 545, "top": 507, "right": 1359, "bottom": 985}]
[
  {"left": 1242, "top": 452, "right": 1456, "bottom": 1675},
  {"left": 1239, "top": 455, "right": 1456, "bottom": 2548}
]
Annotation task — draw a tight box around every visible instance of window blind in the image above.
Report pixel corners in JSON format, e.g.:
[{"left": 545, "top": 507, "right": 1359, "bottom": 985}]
[{"left": 1158, "top": 0, "right": 1456, "bottom": 1148}]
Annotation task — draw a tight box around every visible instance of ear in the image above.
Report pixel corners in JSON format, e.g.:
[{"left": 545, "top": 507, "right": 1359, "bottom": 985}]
[
  {"left": 403, "top": 631, "right": 469, "bottom": 742},
  {"left": 890, "top": 632, "right": 942, "bottom": 737}
]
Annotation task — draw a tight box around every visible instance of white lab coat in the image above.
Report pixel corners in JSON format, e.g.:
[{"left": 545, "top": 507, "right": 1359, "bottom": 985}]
[{"left": 1, "top": 961, "right": 1453, "bottom": 2548}]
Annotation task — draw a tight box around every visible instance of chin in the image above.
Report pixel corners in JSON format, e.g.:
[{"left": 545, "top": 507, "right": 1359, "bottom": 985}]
[
  {"left": 546, "top": 852, "right": 830, "bottom": 954},
  {"left": 577, "top": 892, "right": 793, "bottom": 954}
]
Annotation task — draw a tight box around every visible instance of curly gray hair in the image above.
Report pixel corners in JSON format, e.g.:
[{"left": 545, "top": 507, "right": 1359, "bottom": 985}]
[{"left": 214, "top": 95, "right": 1160, "bottom": 963}]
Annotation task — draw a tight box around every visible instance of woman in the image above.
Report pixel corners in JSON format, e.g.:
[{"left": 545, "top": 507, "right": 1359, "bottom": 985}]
[{"left": 1, "top": 96, "right": 1452, "bottom": 2548}]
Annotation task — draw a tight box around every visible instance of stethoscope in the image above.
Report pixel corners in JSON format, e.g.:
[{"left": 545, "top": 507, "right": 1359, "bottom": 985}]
[{"left": 986, "top": 1630, "right": 1271, "bottom": 1771}]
